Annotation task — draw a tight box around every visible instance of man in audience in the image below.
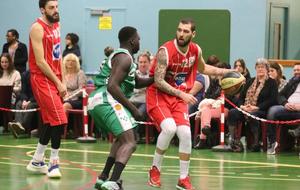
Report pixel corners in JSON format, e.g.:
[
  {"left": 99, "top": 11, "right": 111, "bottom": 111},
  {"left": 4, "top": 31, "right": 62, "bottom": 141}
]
[
  {"left": 2, "top": 29, "right": 28, "bottom": 74},
  {"left": 8, "top": 70, "right": 38, "bottom": 138},
  {"left": 267, "top": 63, "right": 300, "bottom": 155}
]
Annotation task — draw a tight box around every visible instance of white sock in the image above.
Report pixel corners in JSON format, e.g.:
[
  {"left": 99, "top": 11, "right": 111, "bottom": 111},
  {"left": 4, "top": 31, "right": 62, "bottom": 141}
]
[
  {"left": 50, "top": 148, "right": 59, "bottom": 163},
  {"left": 33, "top": 143, "right": 47, "bottom": 162},
  {"left": 179, "top": 160, "right": 190, "bottom": 179},
  {"left": 152, "top": 151, "right": 164, "bottom": 171}
]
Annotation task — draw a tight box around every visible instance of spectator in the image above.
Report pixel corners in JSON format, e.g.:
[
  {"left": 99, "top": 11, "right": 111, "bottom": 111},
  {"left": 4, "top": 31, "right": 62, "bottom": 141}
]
[
  {"left": 62, "top": 53, "right": 87, "bottom": 111},
  {"left": 130, "top": 51, "right": 151, "bottom": 143},
  {"left": 228, "top": 58, "right": 278, "bottom": 152},
  {"left": 62, "top": 33, "right": 81, "bottom": 63},
  {"left": 267, "top": 63, "right": 300, "bottom": 155},
  {"left": 2, "top": 29, "right": 28, "bottom": 74},
  {"left": 233, "top": 58, "right": 251, "bottom": 81},
  {"left": 0, "top": 53, "right": 21, "bottom": 133},
  {"left": 269, "top": 62, "right": 287, "bottom": 92},
  {"left": 0, "top": 53, "right": 21, "bottom": 101},
  {"left": 8, "top": 71, "right": 38, "bottom": 138}
]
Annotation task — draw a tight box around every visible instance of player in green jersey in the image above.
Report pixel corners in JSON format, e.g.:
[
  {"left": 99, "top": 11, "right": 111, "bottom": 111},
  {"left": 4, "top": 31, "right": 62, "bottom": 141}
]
[{"left": 88, "top": 26, "right": 153, "bottom": 190}]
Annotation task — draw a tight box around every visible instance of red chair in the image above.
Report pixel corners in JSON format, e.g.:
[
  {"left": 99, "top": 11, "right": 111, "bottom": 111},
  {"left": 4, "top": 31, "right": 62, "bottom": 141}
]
[{"left": 64, "top": 86, "right": 95, "bottom": 138}]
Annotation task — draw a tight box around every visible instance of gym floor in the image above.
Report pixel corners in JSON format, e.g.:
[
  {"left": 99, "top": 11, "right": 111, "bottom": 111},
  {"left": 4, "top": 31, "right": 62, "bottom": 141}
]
[{"left": 0, "top": 135, "right": 300, "bottom": 190}]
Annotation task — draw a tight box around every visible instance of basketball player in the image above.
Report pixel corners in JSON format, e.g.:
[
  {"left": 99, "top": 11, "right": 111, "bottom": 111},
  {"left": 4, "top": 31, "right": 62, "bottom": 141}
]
[
  {"left": 88, "top": 26, "right": 153, "bottom": 190},
  {"left": 26, "top": 0, "right": 67, "bottom": 178},
  {"left": 147, "top": 18, "right": 231, "bottom": 189}
]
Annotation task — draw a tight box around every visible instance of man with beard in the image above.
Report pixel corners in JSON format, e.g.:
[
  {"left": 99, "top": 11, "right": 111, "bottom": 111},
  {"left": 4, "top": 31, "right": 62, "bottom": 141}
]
[
  {"left": 26, "top": 0, "right": 67, "bottom": 179},
  {"left": 2, "top": 29, "right": 28, "bottom": 74},
  {"left": 88, "top": 26, "right": 153, "bottom": 190},
  {"left": 147, "top": 18, "right": 231, "bottom": 190}
]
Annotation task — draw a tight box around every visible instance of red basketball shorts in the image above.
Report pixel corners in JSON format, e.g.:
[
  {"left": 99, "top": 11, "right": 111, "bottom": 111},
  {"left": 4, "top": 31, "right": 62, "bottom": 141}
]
[
  {"left": 31, "top": 73, "right": 67, "bottom": 126},
  {"left": 146, "top": 87, "right": 190, "bottom": 129}
]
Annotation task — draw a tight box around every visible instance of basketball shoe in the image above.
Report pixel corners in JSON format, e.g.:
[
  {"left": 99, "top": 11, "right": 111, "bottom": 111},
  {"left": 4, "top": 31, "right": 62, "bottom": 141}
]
[
  {"left": 176, "top": 176, "right": 194, "bottom": 190},
  {"left": 47, "top": 159, "right": 61, "bottom": 178},
  {"left": 26, "top": 159, "right": 48, "bottom": 174},
  {"left": 148, "top": 165, "right": 161, "bottom": 187},
  {"left": 101, "top": 180, "right": 123, "bottom": 190}
]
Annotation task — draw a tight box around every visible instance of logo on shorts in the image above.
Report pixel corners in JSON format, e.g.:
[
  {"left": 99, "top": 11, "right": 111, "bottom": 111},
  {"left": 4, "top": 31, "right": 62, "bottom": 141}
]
[
  {"left": 114, "top": 104, "right": 122, "bottom": 111},
  {"left": 53, "top": 43, "right": 61, "bottom": 60}
]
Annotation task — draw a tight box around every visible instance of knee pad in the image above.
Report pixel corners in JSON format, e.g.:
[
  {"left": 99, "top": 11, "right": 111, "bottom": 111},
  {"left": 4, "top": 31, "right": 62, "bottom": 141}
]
[
  {"left": 156, "top": 118, "right": 177, "bottom": 150},
  {"left": 176, "top": 125, "right": 192, "bottom": 154}
]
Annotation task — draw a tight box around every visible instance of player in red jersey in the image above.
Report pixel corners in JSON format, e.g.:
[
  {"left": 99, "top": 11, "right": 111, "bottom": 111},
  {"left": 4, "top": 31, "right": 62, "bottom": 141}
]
[
  {"left": 147, "top": 18, "right": 231, "bottom": 190},
  {"left": 26, "top": 0, "right": 67, "bottom": 179}
]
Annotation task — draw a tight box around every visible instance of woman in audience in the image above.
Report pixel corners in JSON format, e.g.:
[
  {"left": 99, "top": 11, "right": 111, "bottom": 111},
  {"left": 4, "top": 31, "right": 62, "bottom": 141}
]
[
  {"left": 234, "top": 58, "right": 251, "bottom": 81},
  {"left": 62, "top": 53, "right": 87, "bottom": 111},
  {"left": 0, "top": 53, "right": 21, "bottom": 133},
  {"left": 63, "top": 33, "right": 81, "bottom": 63},
  {"left": 228, "top": 58, "right": 278, "bottom": 152},
  {"left": 0, "top": 53, "right": 21, "bottom": 101},
  {"left": 269, "top": 62, "right": 287, "bottom": 92}
]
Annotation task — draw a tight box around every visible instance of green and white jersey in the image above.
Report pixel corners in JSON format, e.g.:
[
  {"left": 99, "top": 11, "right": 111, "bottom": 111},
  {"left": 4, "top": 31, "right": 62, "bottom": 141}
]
[{"left": 94, "top": 48, "right": 137, "bottom": 98}]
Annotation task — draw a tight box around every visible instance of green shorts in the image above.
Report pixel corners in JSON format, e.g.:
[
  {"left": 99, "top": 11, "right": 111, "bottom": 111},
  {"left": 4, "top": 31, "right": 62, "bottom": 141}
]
[{"left": 88, "top": 88, "right": 137, "bottom": 136}]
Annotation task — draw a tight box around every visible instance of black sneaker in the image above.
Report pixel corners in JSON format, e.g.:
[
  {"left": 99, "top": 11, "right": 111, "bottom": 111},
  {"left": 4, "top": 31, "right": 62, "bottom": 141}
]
[{"left": 250, "top": 144, "right": 261, "bottom": 152}]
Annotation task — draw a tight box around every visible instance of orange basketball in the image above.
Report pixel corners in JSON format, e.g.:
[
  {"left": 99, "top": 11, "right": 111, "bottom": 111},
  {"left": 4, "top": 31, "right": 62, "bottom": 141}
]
[{"left": 221, "top": 71, "right": 245, "bottom": 95}]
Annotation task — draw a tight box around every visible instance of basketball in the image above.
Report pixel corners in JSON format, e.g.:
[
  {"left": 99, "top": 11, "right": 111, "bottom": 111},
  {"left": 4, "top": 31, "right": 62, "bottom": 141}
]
[{"left": 220, "top": 71, "right": 245, "bottom": 95}]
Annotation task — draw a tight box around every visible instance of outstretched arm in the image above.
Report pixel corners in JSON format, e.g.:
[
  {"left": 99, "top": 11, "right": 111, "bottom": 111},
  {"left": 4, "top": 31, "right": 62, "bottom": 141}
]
[
  {"left": 154, "top": 48, "right": 197, "bottom": 104},
  {"left": 135, "top": 74, "right": 154, "bottom": 89},
  {"left": 107, "top": 54, "right": 143, "bottom": 120}
]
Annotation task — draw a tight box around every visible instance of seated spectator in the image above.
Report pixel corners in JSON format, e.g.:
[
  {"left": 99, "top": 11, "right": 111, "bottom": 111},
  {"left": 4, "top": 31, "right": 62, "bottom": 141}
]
[
  {"left": 267, "top": 63, "right": 300, "bottom": 155},
  {"left": 63, "top": 53, "right": 87, "bottom": 111},
  {"left": 233, "top": 58, "right": 251, "bottom": 81},
  {"left": 62, "top": 33, "right": 81, "bottom": 63},
  {"left": 8, "top": 70, "right": 38, "bottom": 138},
  {"left": 2, "top": 29, "right": 28, "bottom": 74},
  {"left": 194, "top": 62, "right": 235, "bottom": 149},
  {"left": 228, "top": 58, "right": 278, "bottom": 152},
  {"left": 0, "top": 53, "right": 21, "bottom": 133},
  {"left": 130, "top": 51, "right": 151, "bottom": 143},
  {"left": 269, "top": 62, "right": 287, "bottom": 92},
  {"left": 0, "top": 53, "right": 21, "bottom": 104}
]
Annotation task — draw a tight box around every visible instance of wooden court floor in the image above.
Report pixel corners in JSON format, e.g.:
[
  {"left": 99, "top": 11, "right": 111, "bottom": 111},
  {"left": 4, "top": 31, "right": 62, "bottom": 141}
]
[{"left": 0, "top": 135, "right": 300, "bottom": 190}]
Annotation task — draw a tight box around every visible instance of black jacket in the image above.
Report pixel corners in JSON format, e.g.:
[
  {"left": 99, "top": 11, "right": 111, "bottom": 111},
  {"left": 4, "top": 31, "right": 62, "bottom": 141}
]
[
  {"left": 19, "top": 71, "right": 36, "bottom": 103},
  {"left": 278, "top": 76, "right": 300, "bottom": 105},
  {"left": 2, "top": 41, "right": 28, "bottom": 74},
  {"left": 238, "top": 77, "right": 278, "bottom": 111},
  {"left": 62, "top": 45, "right": 81, "bottom": 59}
]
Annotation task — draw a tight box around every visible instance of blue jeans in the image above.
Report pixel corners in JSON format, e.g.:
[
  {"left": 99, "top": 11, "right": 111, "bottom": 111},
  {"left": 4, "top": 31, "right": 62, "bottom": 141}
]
[{"left": 267, "top": 105, "right": 300, "bottom": 143}]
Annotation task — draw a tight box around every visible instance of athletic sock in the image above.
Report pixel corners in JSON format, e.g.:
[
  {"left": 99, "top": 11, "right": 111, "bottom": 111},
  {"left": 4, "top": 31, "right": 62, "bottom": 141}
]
[
  {"left": 179, "top": 160, "right": 190, "bottom": 179},
  {"left": 100, "top": 156, "right": 115, "bottom": 180},
  {"left": 110, "top": 162, "right": 125, "bottom": 182},
  {"left": 33, "top": 143, "right": 47, "bottom": 162},
  {"left": 49, "top": 148, "right": 59, "bottom": 163},
  {"left": 152, "top": 151, "right": 164, "bottom": 171}
]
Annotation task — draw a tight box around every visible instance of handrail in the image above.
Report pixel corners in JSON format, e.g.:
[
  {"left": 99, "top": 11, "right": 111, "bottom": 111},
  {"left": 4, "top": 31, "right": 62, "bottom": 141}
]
[{"left": 268, "top": 59, "right": 300, "bottom": 67}]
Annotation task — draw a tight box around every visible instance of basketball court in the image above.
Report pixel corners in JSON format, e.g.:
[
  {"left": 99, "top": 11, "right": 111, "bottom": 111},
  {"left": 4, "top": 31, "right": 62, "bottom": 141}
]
[{"left": 0, "top": 135, "right": 300, "bottom": 190}]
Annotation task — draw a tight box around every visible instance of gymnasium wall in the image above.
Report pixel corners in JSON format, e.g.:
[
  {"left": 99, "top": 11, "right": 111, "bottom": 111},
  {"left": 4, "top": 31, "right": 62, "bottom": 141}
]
[{"left": 0, "top": 0, "right": 299, "bottom": 77}]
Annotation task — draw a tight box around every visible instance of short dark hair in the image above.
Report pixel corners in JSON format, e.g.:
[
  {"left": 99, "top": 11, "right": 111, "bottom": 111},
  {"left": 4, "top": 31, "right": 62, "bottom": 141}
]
[
  {"left": 7, "top": 29, "right": 19, "bottom": 39},
  {"left": 104, "top": 46, "right": 114, "bottom": 57},
  {"left": 66, "top": 33, "right": 79, "bottom": 45},
  {"left": 118, "top": 26, "right": 137, "bottom": 44},
  {"left": 206, "top": 55, "right": 219, "bottom": 66},
  {"left": 180, "top": 18, "right": 196, "bottom": 32},
  {"left": 39, "top": 0, "right": 57, "bottom": 8}
]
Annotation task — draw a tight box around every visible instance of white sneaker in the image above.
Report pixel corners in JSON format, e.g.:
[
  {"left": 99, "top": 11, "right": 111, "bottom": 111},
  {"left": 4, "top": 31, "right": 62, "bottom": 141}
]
[
  {"left": 47, "top": 160, "right": 62, "bottom": 178},
  {"left": 26, "top": 159, "right": 48, "bottom": 174},
  {"left": 267, "top": 142, "right": 278, "bottom": 155}
]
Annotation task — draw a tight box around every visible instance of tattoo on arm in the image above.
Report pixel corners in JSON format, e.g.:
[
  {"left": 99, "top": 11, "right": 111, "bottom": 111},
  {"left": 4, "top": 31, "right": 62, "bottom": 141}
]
[{"left": 154, "top": 49, "right": 181, "bottom": 97}]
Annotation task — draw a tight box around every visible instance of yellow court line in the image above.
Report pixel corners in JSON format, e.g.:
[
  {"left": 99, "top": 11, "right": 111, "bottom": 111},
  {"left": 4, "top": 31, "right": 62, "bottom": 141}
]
[
  {"left": 242, "top": 173, "right": 262, "bottom": 176},
  {"left": 1, "top": 144, "right": 300, "bottom": 169},
  {"left": 16, "top": 141, "right": 76, "bottom": 148}
]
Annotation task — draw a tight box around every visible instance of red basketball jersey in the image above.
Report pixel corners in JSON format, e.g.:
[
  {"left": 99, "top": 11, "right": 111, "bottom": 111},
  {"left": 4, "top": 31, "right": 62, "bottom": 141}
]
[
  {"left": 149, "top": 39, "right": 200, "bottom": 92},
  {"left": 29, "top": 18, "right": 62, "bottom": 76}
]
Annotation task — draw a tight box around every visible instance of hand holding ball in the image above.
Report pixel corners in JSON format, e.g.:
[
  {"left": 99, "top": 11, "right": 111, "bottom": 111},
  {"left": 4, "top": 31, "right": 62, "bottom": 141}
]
[{"left": 220, "top": 71, "right": 245, "bottom": 95}]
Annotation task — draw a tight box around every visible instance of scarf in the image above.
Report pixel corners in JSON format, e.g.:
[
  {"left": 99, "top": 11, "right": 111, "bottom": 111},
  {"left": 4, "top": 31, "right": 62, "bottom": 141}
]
[{"left": 244, "top": 76, "right": 268, "bottom": 106}]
